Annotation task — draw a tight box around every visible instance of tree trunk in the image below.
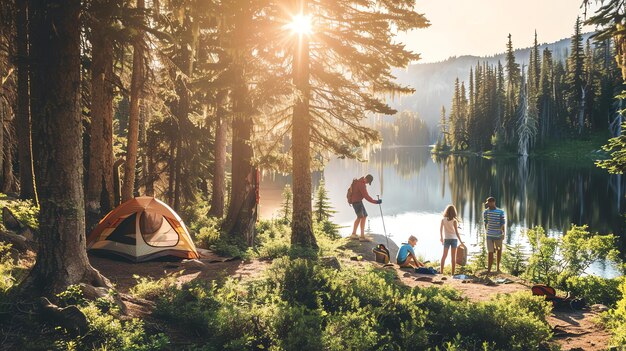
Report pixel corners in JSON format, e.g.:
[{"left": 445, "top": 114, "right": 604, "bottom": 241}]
[
  {"left": 208, "top": 90, "right": 228, "bottom": 218},
  {"left": 16, "top": 0, "right": 38, "bottom": 204},
  {"left": 222, "top": 66, "right": 256, "bottom": 245},
  {"left": 290, "top": 31, "right": 317, "bottom": 249},
  {"left": 25, "top": 0, "right": 109, "bottom": 296},
  {"left": 86, "top": 7, "right": 114, "bottom": 232},
  {"left": 121, "top": 0, "right": 144, "bottom": 203}
]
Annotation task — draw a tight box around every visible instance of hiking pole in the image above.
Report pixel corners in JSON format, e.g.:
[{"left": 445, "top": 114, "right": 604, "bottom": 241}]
[{"left": 377, "top": 195, "right": 389, "bottom": 249}]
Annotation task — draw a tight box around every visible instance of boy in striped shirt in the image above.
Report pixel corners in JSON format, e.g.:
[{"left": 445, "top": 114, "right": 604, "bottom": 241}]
[{"left": 483, "top": 197, "right": 505, "bottom": 274}]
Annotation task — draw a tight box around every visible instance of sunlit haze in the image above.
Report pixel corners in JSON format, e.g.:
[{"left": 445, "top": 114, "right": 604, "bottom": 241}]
[
  {"left": 399, "top": 0, "right": 598, "bottom": 63},
  {"left": 285, "top": 14, "right": 313, "bottom": 35}
]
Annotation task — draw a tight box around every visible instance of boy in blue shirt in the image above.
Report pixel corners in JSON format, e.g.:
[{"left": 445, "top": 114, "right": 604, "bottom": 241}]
[
  {"left": 396, "top": 235, "right": 424, "bottom": 268},
  {"left": 483, "top": 197, "right": 506, "bottom": 274}
]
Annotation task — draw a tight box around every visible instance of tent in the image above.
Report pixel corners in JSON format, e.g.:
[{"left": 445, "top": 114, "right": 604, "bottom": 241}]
[{"left": 87, "top": 197, "right": 199, "bottom": 262}]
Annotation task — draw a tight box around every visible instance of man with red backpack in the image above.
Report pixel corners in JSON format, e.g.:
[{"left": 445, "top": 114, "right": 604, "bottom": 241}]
[{"left": 347, "top": 174, "right": 382, "bottom": 241}]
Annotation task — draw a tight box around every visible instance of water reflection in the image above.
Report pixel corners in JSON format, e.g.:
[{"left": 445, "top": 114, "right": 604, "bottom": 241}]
[{"left": 259, "top": 147, "right": 625, "bottom": 275}]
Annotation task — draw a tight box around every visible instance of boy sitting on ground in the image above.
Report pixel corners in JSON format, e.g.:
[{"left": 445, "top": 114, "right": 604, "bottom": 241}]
[{"left": 396, "top": 235, "right": 425, "bottom": 268}]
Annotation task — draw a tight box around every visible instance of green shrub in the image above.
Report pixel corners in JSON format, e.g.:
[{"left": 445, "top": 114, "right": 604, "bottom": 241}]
[
  {"left": 129, "top": 274, "right": 178, "bottom": 300},
  {"left": 0, "top": 243, "right": 16, "bottom": 292},
  {"left": 194, "top": 217, "right": 222, "bottom": 249},
  {"left": 52, "top": 286, "right": 169, "bottom": 351},
  {"left": 603, "top": 279, "right": 626, "bottom": 346},
  {"left": 564, "top": 275, "right": 624, "bottom": 306},
  {"left": 501, "top": 242, "right": 527, "bottom": 276},
  {"left": 525, "top": 225, "right": 621, "bottom": 286}
]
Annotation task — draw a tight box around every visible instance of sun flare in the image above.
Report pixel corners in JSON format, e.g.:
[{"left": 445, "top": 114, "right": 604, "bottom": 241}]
[{"left": 286, "top": 14, "right": 312, "bottom": 35}]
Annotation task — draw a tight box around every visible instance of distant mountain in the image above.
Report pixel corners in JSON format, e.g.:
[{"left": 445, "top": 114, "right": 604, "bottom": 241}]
[{"left": 390, "top": 33, "right": 594, "bottom": 127}]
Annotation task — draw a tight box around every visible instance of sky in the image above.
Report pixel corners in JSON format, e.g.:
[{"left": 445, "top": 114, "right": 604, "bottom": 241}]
[{"left": 398, "top": 0, "right": 599, "bottom": 63}]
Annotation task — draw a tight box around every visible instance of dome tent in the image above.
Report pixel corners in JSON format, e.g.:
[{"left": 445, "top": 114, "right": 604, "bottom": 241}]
[{"left": 87, "top": 197, "right": 199, "bottom": 262}]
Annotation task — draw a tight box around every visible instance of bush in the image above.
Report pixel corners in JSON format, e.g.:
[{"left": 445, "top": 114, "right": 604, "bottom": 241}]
[
  {"left": 0, "top": 243, "right": 16, "bottom": 292},
  {"left": 603, "top": 279, "right": 626, "bottom": 346},
  {"left": 564, "top": 275, "right": 624, "bottom": 307},
  {"left": 525, "top": 225, "right": 621, "bottom": 286},
  {"left": 53, "top": 285, "right": 169, "bottom": 351},
  {"left": 130, "top": 274, "right": 178, "bottom": 300}
]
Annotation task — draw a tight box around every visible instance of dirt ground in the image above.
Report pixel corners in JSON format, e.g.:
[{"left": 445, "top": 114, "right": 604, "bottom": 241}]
[{"left": 86, "top": 235, "right": 614, "bottom": 351}]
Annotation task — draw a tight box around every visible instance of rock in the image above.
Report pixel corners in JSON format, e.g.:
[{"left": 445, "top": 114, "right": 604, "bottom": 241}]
[
  {"left": 441, "top": 277, "right": 448, "bottom": 280},
  {"left": 39, "top": 297, "right": 88, "bottom": 335},
  {"left": 181, "top": 259, "right": 206, "bottom": 270},
  {"left": 79, "top": 283, "right": 127, "bottom": 314},
  {"left": 591, "top": 304, "right": 609, "bottom": 312},
  {"left": 415, "top": 276, "right": 433, "bottom": 282},
  {"left": 2, "top": 207, "right": 37, "bottom": 244},
  {"left": 319, "top": 256, "right": 341, "bottom": 270}
]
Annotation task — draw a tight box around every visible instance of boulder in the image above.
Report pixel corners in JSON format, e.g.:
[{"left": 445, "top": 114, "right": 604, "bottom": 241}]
[
  {"left": 39, "top": 297, "right": 88, "bottom": 335},
  {"left": 590, "top": 304, "right": 609, "bottom": 312},
  {"left": 79, "top": 283, "right": 127, "bottom": 314},
  {"left": 319, "top": 256, "right": 341, "bottom": 270}
]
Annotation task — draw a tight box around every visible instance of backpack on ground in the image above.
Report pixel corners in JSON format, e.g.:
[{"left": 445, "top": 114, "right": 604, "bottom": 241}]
[
  {"left": 346, "top": 178, "right": 358, "bottom": 205},
  {"left": 531, "top": 284, "right": 586, "bottom": 310},
  {"left": 372, "top": 244, "right": 390, "bottom": 264}
]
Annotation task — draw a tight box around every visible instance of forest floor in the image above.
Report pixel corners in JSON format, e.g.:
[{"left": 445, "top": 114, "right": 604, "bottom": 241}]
[{"left": 87, "top": 234, "right": 613, "bottom": 351}]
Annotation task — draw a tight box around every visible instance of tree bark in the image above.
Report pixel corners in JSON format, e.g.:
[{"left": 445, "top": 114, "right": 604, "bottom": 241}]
[
  {"left": 25, "top": 0, "right": 110, "bottom": 296},
  {"left": 121, "top": 0, "right": 145, "bottom": 203},
  {"left": 208, "top": 90, "right": 228, "bottom": 218},
  {"left": 86, "top": 4, "right": 114, "bottom": 232},
  {"left": 290, "top": 30, "right": 317, "bottom": 249},
  {"left": 15, "top": 0, "right": 38, "bottom": 204},
  {"left": 222, "top": 65, "right": 256, "bottom": 245}
]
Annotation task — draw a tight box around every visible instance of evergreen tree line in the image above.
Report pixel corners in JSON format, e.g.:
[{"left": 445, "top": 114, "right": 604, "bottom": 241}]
[{"left": 437, "top": 18, "right": 623, "bottom": 155}]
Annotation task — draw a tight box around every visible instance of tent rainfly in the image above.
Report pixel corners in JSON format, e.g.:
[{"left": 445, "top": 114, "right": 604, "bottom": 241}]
[{"left": 87, "top": 197, "right": 199, "bottom": 262}]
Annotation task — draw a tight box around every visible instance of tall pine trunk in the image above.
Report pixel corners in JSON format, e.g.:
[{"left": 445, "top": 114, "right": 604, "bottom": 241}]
[
  {"left": 16, "top": 0, "right": 37, "bottom": 204},
  {"left": 26, "top": 0, "right": 109, "bottom": 295},
  {"left": 291, "top": 31, "right": 317, "bottom": 249},
  {"left": 121, "top": 0, "right": 144, "bottom": 202},
  {"left": 222, "top": 66, "right": 256, "bottom": 245},
  {"left": 86, "top": 6, "right": 114, "bottom": 232},
  {"left": 208, "top": 90, "right": 228, "bottom": 218}
]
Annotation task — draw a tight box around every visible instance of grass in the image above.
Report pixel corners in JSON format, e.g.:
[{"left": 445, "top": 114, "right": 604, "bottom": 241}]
[{"left": 531, "top": 131, "right": 609, "bottom": 162}]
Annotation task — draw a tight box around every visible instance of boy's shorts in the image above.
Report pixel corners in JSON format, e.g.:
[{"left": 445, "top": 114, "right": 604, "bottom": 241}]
[{"left": 486, "top": 237, "right": 503, "bottom": 253}]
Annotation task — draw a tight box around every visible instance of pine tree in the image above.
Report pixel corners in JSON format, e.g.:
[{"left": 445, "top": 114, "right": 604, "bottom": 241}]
[
  {"left": 538, "top": 48, "right": 555, "bottom": 144},
  {"left": 314, "top": 178, "right": 335, "bottom": 223},
  {"left": 566, "top": 17, "right": 586, "bottom": 134},
  {"left": 504, "top": 34, "right": 521, "bottom": 146},
  {"left": 280, "top": 184, "right": 293, "bottom": 223},
  {"left": 437, "top": 105, "right": 448, "bottom": 149}
]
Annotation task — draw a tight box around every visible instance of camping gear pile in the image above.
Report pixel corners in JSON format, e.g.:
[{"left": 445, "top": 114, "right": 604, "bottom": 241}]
[{"left": 531, "top": 284, "right": 586, "bottom": 310}]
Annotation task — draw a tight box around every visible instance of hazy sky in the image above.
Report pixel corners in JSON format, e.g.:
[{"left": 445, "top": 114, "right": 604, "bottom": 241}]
[{"left": 398, "top": 0, "right": 598, "bottom": 63}]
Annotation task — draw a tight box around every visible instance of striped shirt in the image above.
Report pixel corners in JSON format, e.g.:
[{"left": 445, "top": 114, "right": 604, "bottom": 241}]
[{"left": 483, "top": 208, "right": 505, "bottom": 238}]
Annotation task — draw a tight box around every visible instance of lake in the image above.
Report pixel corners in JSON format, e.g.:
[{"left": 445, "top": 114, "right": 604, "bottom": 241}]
[{"left": 259, "top": 147, "right": 625, "bottom": 277}]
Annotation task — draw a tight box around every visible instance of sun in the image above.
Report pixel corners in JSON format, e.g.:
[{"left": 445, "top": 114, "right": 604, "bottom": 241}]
[{"left": 285, "top": 14, "right": 312, "bottom": 35}]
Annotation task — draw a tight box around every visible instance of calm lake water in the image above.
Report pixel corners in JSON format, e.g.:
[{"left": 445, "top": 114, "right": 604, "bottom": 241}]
[{"left": 259, "top": 147, "right": 625, "bottom": 278}]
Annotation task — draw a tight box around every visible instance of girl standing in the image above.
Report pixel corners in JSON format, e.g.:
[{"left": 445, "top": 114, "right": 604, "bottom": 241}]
[{"left": 440, "top": 205, "right": 464, "bottom": 275}]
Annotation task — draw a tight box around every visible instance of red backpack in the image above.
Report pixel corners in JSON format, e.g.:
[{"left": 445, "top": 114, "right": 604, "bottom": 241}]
[{"left": 346, "top": 178, "right": 358, "bottom": 205}]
